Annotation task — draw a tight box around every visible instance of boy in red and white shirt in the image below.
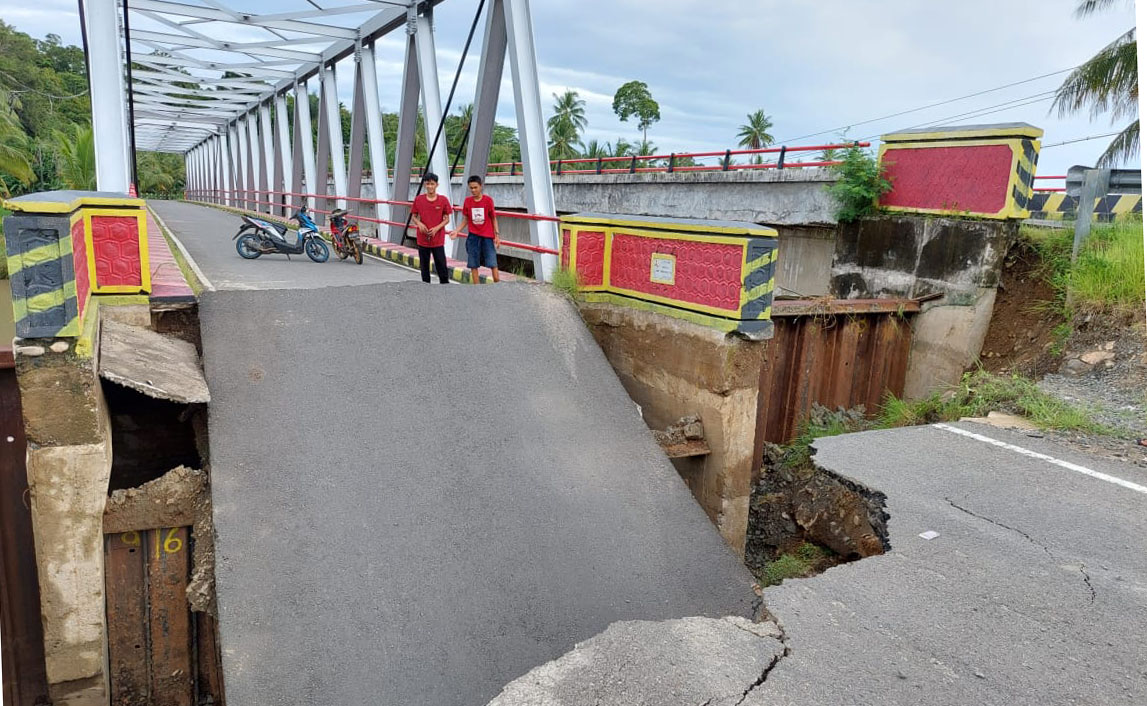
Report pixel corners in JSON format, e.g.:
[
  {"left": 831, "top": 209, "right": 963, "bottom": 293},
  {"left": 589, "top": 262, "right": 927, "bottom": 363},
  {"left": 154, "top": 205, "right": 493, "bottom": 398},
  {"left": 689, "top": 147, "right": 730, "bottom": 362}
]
[
  {"left": 410, "top": 173, "right": 452, "bottom": 284},
  {"left": 450, "top": 175, "right": 500, "bottom": 284}
]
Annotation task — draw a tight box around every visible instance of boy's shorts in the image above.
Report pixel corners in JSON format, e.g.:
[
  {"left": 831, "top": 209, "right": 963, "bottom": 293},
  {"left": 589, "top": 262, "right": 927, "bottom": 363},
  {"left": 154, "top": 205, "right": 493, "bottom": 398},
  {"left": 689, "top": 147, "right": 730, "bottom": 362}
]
[{"left": 466, "top": 233, "right": 498, "bottom": 269}]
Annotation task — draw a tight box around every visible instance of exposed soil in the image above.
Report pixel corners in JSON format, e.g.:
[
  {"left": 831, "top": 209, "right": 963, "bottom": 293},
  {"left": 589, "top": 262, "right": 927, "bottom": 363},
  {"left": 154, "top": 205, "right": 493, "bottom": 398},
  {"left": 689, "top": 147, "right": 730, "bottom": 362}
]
[{"left": 978, "top": 239, "right": 1064, "bottom": 376}]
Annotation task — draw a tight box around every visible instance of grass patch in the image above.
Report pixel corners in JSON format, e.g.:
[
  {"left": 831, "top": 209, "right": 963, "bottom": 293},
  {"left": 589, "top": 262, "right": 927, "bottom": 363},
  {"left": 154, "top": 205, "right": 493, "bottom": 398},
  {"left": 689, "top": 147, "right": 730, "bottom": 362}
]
[
  {"left": 782, "top": 405, "right": 868, "bottom": 469},
  {"left": 1020, "top": 218, "right": 1145, "bottom": 315},
  {"left": 760, "top": 542, "right": 833, "bottom": 586},
  {"left": 878, "top": 370, "right": 1114, "bottom": 435},
  {"left": 549, "top": 265, "right": 580, "bottom": 298}
]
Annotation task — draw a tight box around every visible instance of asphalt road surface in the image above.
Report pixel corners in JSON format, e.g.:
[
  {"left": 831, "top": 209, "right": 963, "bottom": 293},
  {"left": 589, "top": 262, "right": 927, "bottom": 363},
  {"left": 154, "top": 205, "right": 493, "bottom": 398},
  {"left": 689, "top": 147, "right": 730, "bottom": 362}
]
[
  {"left": 746, "top": 422, "right": 1147, "bottom": 706},
  {"left": 198, "top": 281, "right": 757, "bottom": 706},
  {"left": 149, "top": 200, "right": 418, "bottom": 290}
]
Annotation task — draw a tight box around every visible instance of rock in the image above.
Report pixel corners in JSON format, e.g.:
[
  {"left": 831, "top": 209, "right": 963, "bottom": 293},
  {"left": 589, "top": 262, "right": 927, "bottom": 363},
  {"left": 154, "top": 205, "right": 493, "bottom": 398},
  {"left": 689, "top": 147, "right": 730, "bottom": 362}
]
[
  {"left": 1059, "top": 358, "right": 1093, "bottom": 377},
  {"left": 961, "top": 411, "right": 1040, "bottom": 432},
  {"left": 16, "top": 345, "right": 46, "bottom": 357},
  {"left": 1080, "top": 351, "right": 1115, "bottom": 365},
  {"left": 49, "top": 341, "right": 69, "bottom": 353},
  {"left": 486, "top": 616, "right": 785, "bottom": 706}
]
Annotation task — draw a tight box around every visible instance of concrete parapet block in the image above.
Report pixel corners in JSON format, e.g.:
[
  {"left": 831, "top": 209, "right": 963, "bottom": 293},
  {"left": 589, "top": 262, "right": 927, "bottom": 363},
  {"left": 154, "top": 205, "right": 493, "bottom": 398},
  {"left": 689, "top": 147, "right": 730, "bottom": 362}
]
[
  {"left": 877, "top": 122, "right": 1043, "bottom": 219},
  {"left": 580, "top": 302, "right": 766, "bottom": 554},
  {"left": 16, "top": 350, "right": 104, "bottom": 447}
]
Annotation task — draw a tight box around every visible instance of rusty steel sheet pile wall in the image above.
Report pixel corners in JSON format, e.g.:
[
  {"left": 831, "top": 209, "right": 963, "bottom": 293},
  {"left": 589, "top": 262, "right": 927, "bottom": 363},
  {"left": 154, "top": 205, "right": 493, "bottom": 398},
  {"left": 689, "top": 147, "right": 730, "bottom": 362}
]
[
  {"left": 756, "top": 301, "right": 918, "bottom": 451},
  {"left": 561, "top": 213, "right": 778, "bottom": 340}
]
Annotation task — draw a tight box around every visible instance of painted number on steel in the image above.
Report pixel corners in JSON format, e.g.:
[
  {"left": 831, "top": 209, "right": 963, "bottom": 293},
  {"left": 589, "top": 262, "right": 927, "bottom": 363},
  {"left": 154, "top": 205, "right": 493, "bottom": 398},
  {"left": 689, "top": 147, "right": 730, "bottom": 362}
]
[
  {"left": 116, "top": 528, "right": 184, "bottom": 559},
  {"left": 650, "top": 253, "right": 676, "bottom": 285}
]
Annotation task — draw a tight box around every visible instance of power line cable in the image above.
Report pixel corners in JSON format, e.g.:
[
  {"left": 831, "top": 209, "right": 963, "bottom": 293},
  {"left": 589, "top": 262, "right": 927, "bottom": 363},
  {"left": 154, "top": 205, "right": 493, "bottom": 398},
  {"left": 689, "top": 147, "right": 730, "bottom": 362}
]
[
  {"left": 775, "top": 67, "right": 1073, "bottom": 144},
  {"left": 857, "top": 91, "right": 1057, "bottom": 141},
  {"left": 1042, "top": 131, "right": 1122, "bottom": 148}
]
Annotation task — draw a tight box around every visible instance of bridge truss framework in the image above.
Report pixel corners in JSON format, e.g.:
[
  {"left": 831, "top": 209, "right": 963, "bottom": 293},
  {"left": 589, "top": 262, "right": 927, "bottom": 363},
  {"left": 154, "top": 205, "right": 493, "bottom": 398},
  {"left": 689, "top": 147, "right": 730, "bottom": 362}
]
[{"left": 82, "top": 0, "right": 559, "bottom": 273}]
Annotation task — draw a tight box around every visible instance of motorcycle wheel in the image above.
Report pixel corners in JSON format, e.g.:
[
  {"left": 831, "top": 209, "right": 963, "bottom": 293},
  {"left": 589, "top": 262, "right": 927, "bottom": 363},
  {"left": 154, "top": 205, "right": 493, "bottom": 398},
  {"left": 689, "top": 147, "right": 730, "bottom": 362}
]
[
  {"left": 335, "top": 237, "right": 348, "bottom": 260},
  {"left": 236, "top": 233, "right": 262, "bottom": 259},
  {"left": 305, "top": 238, "right": 330, "bottom": 263},
  {"left": 352, "top": 239, "right": 363, "bottom": 265}
]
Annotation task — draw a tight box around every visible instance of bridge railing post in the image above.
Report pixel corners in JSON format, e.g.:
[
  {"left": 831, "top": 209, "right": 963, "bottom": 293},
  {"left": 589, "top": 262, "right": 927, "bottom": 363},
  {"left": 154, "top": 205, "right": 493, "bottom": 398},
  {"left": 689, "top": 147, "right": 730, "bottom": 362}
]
[
  {"left": 776, "top": 146, "right": 787, "bottom": 170},
  {"left": 722, "top": 150, "right": 731, "bottom": 171}
]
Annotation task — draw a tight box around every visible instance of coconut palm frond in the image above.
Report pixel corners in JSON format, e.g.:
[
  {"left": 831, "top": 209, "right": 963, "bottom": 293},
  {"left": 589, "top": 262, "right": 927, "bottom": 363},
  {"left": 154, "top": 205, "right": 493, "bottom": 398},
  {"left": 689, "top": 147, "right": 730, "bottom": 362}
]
[
  {"left": 1096, "top": 119, "right": 1139, "bottom": 166},
  {"left": 1075, "top": 0, "right": 1128, "bottom": 18},
  {"left": 1052, "top": 28, "right": 1137, "bottom": 121}
]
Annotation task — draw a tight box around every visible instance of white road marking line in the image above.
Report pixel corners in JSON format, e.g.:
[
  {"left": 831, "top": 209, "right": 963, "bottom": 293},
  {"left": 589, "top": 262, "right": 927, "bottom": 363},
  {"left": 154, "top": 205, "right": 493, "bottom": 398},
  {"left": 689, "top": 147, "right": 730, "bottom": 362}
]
[
  {"left": 933, "top": 423, "right": 1147, "bottom": 496},
  {"left": 148, "top": 206, "right": 215, "bottom": 292}
]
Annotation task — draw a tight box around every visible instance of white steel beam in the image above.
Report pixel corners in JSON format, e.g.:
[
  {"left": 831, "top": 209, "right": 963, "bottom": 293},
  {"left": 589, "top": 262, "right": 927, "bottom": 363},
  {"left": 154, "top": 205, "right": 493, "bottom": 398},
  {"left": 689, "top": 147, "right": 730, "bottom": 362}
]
[
  {"left": 223, "top": 125, "right": 236, "bottom": 206},
  {"left": 414, "top": 9, "right": 451, "bottom": 197},
  {"left": 259, "top": 101, "right": 275, "bottom": 203},
  {"left": 245, "top": 112, "right": 260, "bottom": 207},
  {"left": 274, "top": 93, "right": 292, "bottom": 216},
  {"left": 295, "top": 81, "right": 318, "bottom": 210},
  {"left": 347, "top": 49, "right": 369, "bottom": 217},
  {"left": 388, "top": 28, "right": 421, "bottom": 242},
  {"left": 459, "top": 0, "right": 507, "bottom": 258},
  {"left": 236, "top": 114, "right": 251, "bottom": 208},
  {"left": 321, "top": 64, "right": 348, "bottom": 209},
  {"left": 129, "top": 0, "right": 360, "bottom": 39},
  {"left": 504, "top": 0, "right": 559, "bottom": 279},
  {"left": 83, "top": 0, "right": 131, "bottom": 192},
  {"left": 360, "top": 41, "right": 391, "bottom": 224}
]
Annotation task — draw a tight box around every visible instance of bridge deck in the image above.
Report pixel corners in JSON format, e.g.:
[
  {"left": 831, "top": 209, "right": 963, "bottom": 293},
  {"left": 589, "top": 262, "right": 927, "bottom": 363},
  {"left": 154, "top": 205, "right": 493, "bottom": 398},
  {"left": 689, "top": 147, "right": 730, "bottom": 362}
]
[{"left": 171, "top": 197, "right": 757, "bottom": 704}]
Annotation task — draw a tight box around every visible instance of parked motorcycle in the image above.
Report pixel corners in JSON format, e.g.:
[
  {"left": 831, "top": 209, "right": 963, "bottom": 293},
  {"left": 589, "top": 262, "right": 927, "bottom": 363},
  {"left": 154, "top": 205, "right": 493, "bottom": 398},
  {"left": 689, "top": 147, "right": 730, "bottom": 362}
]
[
  {"left": 233, "top": 206, "right": 330, "bottom": 263},
  {"left": 329, "top": 208, "right": 364, "bottom": 265}
]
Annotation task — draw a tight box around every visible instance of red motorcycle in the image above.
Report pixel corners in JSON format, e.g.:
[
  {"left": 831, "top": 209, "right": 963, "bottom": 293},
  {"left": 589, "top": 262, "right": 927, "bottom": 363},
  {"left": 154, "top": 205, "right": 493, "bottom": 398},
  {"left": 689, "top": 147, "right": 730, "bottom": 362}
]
[{"left": 329, "top": 208, "right": 364, "bottom": 265}]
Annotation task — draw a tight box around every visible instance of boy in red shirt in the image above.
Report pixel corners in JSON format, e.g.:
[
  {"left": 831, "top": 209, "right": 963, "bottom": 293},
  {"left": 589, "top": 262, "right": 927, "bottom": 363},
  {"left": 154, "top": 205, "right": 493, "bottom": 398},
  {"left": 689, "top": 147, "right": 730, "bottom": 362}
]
[
  {"left": 450, "top": 175, "right": 501, "bottom": 284},
  {"left": 410, "top": 173, "right": 452, "bottom": 284}
]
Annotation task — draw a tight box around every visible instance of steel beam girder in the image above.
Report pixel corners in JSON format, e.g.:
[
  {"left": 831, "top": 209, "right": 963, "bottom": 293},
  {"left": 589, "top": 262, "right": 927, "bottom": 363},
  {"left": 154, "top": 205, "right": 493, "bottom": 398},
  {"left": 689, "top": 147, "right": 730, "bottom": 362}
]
[
  {"left": 388, "top": 30, "right": 421, "bottom": 243},
  {"left": 458, "top": 0, "right": 508, "bottom": 258},
  {"left": 504, "top": 0, "right": 559, "bottom": 279},
  {"left": 274, "top": 94, "right": 292, "bottom": 216},
  {"left": 228, "top": 122, "right": 241, "bottom": 206},
  {"left": 347, "top": 51, "right": 369, "bottom": 217},
  {"left": 259, "top": 102, "right": 275, "bottom": 205},
  {"left": 294, "top": 81, "right": 318, "bottom": 210},
  {"left": 415, "top": 9, "right": 452, "bottom": 207},
  {"left": 236, "top": 115, "right": 251, "bottom": 209},
  {"left": 322, "top": 65, "right": 348, "bottom": 211},
  {"left": 83, "top": 0, "right": 131, "bottom": 192},
  {"left": 361, "top": 41, "right": 391, "bottom": 224},
  {"left": 245, "top": 113, "right": 260, "bottom": 208}
]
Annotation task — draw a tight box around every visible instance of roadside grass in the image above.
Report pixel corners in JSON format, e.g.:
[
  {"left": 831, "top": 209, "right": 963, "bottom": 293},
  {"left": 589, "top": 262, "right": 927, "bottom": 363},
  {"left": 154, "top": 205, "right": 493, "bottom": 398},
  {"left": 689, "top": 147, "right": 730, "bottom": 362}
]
[
  {"left": 760, "top": 542, "right": 833, "bottom": 586},
  {"left": 1021, "top": 217, "right": 1145, "bottom": 315},
  {"left": 549, "top": 265, "right": 580, "bottom": 298},
  {"left": 878, "top": 370, "right": 1114, "bottom": 435}
]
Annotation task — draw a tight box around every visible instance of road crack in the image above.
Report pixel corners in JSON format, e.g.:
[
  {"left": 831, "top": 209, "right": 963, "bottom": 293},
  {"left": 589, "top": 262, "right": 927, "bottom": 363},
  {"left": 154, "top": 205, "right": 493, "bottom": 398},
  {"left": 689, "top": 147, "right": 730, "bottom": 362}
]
[
  {"left": 947, "top": 497, "right": 1097, "bottom": 603},
  {"left": 731, "top": 610, "right": 791, "bottom": 705},
  {"left": 946, "top": 498, "right": 1054, "bottom": 560}
]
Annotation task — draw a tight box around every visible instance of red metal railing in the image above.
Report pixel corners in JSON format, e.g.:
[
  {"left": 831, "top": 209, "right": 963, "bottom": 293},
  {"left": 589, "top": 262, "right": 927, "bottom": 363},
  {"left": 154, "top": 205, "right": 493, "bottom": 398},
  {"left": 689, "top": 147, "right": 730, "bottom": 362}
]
[
  {"left": 1033, "top": 175, "right": 1066, "bottom": 193},
  {"left": 183, "top": 187, "right": 562, "bottom": 257},
  {"left": 378, "top": 141, "right": 867, "bottom": 179}
]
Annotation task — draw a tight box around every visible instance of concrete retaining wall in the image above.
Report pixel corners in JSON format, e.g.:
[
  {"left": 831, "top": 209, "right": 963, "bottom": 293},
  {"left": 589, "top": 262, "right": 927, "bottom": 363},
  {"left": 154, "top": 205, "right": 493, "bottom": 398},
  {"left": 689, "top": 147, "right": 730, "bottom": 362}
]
[{"left": 829, "top": 215, "right": 1015, "bottom": 398}]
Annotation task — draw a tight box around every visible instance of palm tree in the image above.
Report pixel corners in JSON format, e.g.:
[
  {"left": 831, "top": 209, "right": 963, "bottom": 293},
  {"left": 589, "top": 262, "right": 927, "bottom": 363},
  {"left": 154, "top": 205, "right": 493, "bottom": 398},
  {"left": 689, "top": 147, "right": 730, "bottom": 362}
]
[
  {"left": 548, "top": 118, "right": 582, "bottom": 161},
  {"left": 53, "top": 123, "right": 96, "bottom": 190},
  {"left": 1052, "top": 0, "right": 1137, "bottom": 166},
  {"left": 0, "top": 90, "right": 35, "bottom": 196},
  {"left": 737, "top": 110, "right": 775, "bottom": 164},
  {"left": 548, "top": 90, "right": 587, "bottom": 135}
]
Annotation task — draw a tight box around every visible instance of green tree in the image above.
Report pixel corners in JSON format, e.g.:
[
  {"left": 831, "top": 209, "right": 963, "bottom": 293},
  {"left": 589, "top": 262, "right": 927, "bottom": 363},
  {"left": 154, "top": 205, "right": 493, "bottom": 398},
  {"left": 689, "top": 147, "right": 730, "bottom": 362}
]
[
  {"left": 1052, "top": 1, "right": 1137, "bottom": 166},
  {"left": 52, "top": 123, "right": 95, "bottom": 190},
  {"left": 0, "top": 89, "right": 35, "bottom": 196},
  {"left": 547, "top": 90, "right": 586, "bottom": 161},
  {"left": 826, "top": 144, "right": 892, "bottom": 223},
  {"left": 737, "top": 110, "right": 775, "bottom": 164},
  {"left": 612, "top": 80, "right": 660, "bottom": 144}
]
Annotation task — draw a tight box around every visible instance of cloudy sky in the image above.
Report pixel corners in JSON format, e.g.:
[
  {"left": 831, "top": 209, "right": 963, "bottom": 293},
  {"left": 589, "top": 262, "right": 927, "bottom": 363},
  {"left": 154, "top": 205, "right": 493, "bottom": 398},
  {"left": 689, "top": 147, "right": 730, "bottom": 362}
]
[{"left": 1, "top": 0, "right": 1138, "bottom": 177}]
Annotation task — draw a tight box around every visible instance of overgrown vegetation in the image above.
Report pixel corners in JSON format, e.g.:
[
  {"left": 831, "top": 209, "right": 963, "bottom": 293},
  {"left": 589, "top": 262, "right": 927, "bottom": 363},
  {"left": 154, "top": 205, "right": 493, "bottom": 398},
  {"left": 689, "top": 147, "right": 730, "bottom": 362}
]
[
  {"left": 760, "top": 542, "right": 832, "bottom": 586},
  {"left": 879, "top": 370, "right": 1114, "bottom": 434},
  {"left": 826, "top": 144, "right": 892, "bottom": 223},
  {"left": 549, "top": 265, "right": 581, "bottom": 298},
  {"left": 1022, "top": 218, "right": 1145, "bottom": 315}
]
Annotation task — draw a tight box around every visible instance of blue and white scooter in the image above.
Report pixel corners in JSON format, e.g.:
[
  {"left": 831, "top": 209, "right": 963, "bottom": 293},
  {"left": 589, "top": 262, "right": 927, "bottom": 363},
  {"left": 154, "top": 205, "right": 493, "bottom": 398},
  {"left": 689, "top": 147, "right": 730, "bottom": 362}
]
[{"left": 233, "top": 205, "right": 330, "bottom": 263}]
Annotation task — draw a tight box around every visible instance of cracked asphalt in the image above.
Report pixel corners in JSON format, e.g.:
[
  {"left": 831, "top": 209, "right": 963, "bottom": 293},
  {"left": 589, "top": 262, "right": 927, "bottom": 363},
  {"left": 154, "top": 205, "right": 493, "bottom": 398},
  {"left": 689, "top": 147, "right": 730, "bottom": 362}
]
[{"left": 745, "top": 421, "right": 1147, "bottom": 706}]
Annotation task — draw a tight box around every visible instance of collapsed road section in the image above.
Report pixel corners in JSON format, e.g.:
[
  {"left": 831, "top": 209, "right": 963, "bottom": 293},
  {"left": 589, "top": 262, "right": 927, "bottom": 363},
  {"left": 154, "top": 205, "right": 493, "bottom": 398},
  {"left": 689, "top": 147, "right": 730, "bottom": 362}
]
[{"left": 198, "top": 281, "right": 758, "bottom": 705}]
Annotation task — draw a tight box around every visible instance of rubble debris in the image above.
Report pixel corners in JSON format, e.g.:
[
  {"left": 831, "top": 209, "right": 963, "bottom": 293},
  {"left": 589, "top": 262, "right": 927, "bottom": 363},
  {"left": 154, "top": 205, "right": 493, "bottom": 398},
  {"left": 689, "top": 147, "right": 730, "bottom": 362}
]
[{"left": 652, "top": 415, "right": 711, "bottom": 458}]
